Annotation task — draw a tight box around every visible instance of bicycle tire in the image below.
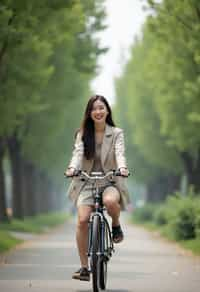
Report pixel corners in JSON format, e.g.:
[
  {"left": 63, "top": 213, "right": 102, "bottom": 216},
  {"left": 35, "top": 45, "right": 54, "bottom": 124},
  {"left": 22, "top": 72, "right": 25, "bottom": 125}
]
[
  {"left": 91, "top": 215, "right": 101, "bottom": 292},
  {"left": 99, "top": 257, "right": 107, "bottom": 290},
  {"left": 99, "top": 221, "right": 108, "bottom": 290}
]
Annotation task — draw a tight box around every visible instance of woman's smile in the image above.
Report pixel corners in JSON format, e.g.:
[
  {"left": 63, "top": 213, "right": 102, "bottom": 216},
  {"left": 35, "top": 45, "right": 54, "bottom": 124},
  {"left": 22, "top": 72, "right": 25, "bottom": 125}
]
[{"left": 94, "top": 114, "right": 104, "bottom": 120}]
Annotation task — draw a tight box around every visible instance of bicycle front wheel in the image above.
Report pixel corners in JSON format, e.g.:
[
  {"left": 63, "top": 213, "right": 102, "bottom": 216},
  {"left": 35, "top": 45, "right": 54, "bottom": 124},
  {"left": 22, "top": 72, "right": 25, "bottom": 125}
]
[
  {"left": 91, "top": 215, "right": 101, "bottom": 292},
  {"left": 99, "top": 257, "right": 107, "bottom": 290},
  {"left": 99, "top": 218, "right": 110, "bottom": 290}
]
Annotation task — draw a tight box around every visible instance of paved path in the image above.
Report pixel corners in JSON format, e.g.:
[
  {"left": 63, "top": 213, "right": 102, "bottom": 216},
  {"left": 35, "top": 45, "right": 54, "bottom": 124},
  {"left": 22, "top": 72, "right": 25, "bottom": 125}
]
[{"left": 0, "top": 217, "right": 200, "bottom": 292}]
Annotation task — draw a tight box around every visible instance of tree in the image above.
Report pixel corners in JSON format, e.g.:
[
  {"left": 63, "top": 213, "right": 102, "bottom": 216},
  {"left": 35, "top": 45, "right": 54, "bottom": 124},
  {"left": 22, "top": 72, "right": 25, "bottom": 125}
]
[
  {"left": 146, "top": 0, "right": 200, "bottom": 190},
  {"left": 0, "top": 0, "right": 107, "bottom": 220}
]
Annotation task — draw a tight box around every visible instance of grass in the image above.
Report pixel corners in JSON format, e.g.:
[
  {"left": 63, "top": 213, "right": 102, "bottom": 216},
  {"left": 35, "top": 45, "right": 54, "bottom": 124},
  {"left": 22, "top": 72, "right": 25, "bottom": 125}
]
[
  {"left": 0, "top": 231, "right": 22, "bottom": 253},
  {"left": 180, "top": 239, "right": 200, "bottom": 255},
  {"left": 0, "top": 211, "right": 69, "bottom": 253},
  {"left": 131, "top": 217, "right": 200, "bottom": 256}
]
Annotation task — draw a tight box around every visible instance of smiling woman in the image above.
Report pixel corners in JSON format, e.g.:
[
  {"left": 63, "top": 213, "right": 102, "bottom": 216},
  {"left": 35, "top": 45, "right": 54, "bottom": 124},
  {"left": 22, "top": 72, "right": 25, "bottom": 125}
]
[
  {"left": 64, "top": 94, "right": 130, "bottom": 281},
  {"left": 91, "top": 99, "right": 108, "bottom": 124},
  {"left": 80, "top": 95, "right": 116, "bottom": 160}
]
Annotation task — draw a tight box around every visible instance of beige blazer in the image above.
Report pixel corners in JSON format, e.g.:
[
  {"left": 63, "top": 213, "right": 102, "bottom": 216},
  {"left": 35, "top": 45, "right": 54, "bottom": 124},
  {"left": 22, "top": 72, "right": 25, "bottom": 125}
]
[{"left": 67, "top": 124, "right": 130, "bottom": 210}]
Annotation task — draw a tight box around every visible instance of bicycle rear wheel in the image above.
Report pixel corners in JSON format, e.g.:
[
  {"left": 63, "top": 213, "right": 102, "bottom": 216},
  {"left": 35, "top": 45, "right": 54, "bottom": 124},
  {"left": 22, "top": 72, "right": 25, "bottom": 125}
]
[{"left": 91, "top": 215, "right": 101, "bottom": 292}]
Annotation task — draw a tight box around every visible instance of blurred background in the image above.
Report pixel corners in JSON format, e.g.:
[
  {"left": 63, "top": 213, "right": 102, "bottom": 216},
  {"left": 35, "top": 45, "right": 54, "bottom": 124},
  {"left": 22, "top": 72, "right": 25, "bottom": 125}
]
[{"left": 0, "top": 0, "right": 200, "bottom": 247}]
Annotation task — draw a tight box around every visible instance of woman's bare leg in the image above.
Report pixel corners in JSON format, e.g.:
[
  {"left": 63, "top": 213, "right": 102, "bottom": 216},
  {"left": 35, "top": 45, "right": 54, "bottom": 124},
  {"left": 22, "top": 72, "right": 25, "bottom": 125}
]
[
  {"left": 102, "top": 186, "right": 121, "bottom": 226},
  {"left": 76, "top": 205, "right": 93, "bottom": 267}
]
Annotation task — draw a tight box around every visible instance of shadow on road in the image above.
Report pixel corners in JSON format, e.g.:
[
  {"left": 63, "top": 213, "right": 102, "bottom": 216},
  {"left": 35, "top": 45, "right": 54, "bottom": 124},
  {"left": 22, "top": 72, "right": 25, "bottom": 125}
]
[{"left": 76, "top": 290, "right": 130, "bottom": 292}]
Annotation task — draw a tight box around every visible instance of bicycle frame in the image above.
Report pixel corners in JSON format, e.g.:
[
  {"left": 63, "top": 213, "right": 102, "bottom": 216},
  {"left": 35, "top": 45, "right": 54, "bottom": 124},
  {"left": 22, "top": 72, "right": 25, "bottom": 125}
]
[{"left": 86, "top": 172, "right": 114, "bottom": 260}]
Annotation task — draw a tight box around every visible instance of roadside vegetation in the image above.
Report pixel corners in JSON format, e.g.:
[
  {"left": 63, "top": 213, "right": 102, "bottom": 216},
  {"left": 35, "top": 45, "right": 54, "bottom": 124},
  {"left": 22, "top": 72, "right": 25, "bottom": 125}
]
[
  {"left": 131, "top": 191, "right": 200, "bottom": 255},
  {"left": 0, "top": 212, "right": 69, "bottom": 253},
  {"left": 0, "top": 0, "right": 107, "bottom": 223},
  {"left": 115, "top": 0, "right": 200, "bottom": 255},
  {"left": 0, "top": 231, "right": 21, "bottom": 253}
]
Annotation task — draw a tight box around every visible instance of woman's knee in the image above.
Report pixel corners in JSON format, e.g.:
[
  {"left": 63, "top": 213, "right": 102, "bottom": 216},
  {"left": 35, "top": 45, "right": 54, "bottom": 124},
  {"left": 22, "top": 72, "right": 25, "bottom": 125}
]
[
  {"left": 77, "top": 206, "right": 92, "bottom": 228},
  {"left": 103, "top": 195, "right": 118, "bottom": 208},
  {"left": 103, "top": 187, "right": 120, "bottom": 208},
  {"left": 78, "top": 216, "right": 88, "bottom": 227}
]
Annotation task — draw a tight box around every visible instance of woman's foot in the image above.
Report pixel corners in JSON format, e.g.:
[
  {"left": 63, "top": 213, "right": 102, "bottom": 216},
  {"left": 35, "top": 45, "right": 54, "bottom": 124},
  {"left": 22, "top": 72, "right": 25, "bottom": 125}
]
[
  {"left": 72, "top": 267, "right": 90, "bottom": 281},
  {"left": 112, "top": 225, "right": 124, "bottom": 243}
]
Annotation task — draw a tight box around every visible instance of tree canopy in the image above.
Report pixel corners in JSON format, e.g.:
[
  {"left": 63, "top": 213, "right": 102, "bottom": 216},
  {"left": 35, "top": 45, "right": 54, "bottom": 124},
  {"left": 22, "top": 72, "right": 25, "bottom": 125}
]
[
  {"left": 0, "top": 0, "right": 107, "bottom": 220},
  {"left": 115, "top": 0, "right": 200, "bottom": 199}
]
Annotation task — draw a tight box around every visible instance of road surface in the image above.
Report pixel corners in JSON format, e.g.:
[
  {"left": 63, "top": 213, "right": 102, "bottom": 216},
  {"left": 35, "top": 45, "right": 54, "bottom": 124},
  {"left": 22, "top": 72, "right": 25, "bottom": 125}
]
[{"left": 0, "top": 216, "right": 199, "bottom": 292}]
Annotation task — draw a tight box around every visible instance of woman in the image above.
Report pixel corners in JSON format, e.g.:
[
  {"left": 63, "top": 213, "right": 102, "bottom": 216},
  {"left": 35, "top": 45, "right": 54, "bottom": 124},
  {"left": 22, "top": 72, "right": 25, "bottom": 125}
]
[{"left": 65, "top": 95, "right": 130, "bottom": 281}]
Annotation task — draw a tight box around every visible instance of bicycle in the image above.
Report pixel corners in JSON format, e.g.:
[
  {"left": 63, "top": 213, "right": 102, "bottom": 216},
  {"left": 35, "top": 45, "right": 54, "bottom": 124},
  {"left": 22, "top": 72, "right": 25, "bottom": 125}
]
[{"left": 65, "top": 169, "right": 127, "bottom": 292}]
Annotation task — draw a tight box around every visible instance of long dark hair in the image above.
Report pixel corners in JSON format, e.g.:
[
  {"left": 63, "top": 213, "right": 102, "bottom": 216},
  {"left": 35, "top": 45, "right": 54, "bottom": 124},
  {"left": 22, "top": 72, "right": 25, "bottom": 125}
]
[{"left": 80, "top": 95, "right": 115, "bottom": 160}]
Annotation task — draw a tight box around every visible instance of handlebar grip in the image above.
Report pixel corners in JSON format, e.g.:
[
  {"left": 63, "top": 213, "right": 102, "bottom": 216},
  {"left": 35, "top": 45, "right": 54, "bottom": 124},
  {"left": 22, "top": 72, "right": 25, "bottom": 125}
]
[
  {"left": 64, "top": 169, "right": 81, "bottom": 178},
  {"left": 74, "top": 169, "right": 81, "bottom": 176},
  {"left": 114, "top": 169, "right": 130, "bottom": 177},
  {"left": 114, "top": 169, "right": 122, "bottom": 176}
]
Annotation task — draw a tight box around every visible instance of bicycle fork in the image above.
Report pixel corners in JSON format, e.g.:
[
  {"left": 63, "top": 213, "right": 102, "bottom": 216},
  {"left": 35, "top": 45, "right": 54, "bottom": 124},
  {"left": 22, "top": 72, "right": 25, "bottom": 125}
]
[
  {"left": 87, "top": 213, "right": 113, "bottom": 260},
  {"left": 87, "top": 213, "right": 104, "bottom": 257}
]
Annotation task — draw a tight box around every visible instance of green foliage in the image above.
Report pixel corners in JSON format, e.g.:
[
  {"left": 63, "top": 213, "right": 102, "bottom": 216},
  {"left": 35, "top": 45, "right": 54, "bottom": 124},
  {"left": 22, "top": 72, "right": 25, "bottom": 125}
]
[
  {"left": 115, "top": 0, "right": 200, "bottom": 194},
  {"left": 153, "top": 205, "right": 169, "bottom": 226},
  {"left": 194, "top": 204, "right": 200, "bottom": 238},
  {"left": 167, "top": 195, "right": 197, "bottom": 240},
  {"left": 0, "top": 211, "right": 69, "bottom": 252},
  {"left": 180, "top": 239, "right": 200, "bottom": 255},
  {"left": 0, "top": 0, "right": 107, "bottom": 189},
  {"left": 132, "top": 192, "right": 200, "bottom": 241},
  {"left": 0, "top": 212, "right": 69, "bottom": 233},
  {"left": 0, "top": 231, "right": 22, "bottom": 253}
]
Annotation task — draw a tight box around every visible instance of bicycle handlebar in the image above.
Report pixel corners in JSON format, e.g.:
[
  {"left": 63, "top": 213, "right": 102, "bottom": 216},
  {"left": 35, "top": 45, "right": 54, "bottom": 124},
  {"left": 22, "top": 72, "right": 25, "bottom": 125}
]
[{"left": 64, "top": 169, "right": 130, "bottom": 179}]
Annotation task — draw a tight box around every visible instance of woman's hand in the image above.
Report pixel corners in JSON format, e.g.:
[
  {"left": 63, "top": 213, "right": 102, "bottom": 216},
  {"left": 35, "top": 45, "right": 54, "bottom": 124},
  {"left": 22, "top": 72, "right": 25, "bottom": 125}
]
[
  {"left": 119, "top": 167, "right": 129, "bottom": 177},
  {"left": 64, "top": 167, "right": 75, "bottom": 177}
]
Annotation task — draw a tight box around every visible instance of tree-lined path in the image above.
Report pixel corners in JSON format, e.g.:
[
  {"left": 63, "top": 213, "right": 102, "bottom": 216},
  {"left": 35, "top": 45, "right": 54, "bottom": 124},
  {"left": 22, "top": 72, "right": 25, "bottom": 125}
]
[{"left": 0, "top": 217, "right": 199, "bottom": 292}]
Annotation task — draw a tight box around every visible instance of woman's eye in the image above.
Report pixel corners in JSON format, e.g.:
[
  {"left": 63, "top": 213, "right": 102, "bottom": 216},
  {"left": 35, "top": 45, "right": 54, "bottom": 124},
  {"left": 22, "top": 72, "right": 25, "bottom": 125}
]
[{"left": 92, "top": 107, "right": 105, "bottom": 111}]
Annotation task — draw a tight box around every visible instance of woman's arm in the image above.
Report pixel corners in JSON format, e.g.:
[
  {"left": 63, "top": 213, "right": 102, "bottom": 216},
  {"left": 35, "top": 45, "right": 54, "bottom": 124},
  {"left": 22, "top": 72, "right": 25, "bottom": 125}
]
[
  {"left": 67, "top": 131, "right": 84, "bottom": 170},
  {"left": 115, "top": 130, "right": 128, "bottom": 173}
]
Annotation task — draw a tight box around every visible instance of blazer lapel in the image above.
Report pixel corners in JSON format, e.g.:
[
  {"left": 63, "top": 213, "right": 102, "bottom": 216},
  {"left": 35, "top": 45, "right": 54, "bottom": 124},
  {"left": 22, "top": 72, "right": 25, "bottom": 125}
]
[{"left": 101, "top": 124, "right": 113, "bottom": 166}]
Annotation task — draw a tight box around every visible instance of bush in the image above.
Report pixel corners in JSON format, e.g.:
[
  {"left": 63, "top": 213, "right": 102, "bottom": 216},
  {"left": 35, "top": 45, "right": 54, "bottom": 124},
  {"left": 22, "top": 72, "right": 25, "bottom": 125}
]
[
  {"left": 195, "top": 202, "right": 200, "bottom": 239},
  {"left": 166, "top": 193, "right": 197, "bottom": 240},
  {"left": 132, "top": 191, "right": 200, "bottom": 242},
  {"left": 154, "top": 205, "right": 169, "bottom": 226}
]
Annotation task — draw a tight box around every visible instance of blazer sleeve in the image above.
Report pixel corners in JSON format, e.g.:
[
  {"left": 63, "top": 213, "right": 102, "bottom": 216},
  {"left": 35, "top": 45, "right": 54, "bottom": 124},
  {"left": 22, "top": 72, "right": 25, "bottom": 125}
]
[
  {"left": 68, "top": 131, "right": 84, "bottom": 169},
  {"left": 114, "top": 129, "right": 127, "bottom": 169}
]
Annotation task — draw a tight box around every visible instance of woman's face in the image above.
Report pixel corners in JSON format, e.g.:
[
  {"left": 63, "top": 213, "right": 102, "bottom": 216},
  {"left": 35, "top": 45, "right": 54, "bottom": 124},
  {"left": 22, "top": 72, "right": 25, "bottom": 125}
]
[{"left": 90, "top": 99, "right": 108, "bottom": 125}]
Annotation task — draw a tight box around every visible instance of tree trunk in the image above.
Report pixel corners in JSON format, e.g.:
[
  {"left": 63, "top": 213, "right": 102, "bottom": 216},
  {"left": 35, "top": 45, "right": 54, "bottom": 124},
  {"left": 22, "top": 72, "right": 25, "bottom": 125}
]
[
  {"left": 34, "top": 169, "right": 43, "bottom": 214},
  {"left": 54, "top": 185, "right": 62, "bottom": 212},
  {"left": 0, "top": 13, "right": 15, "bottom": 78},
  {"left": 181, "top": 151, "right": 200, "bottom": 193},
  {"left": 163, "top": 174, "right": 181, "bottom": 196},
  {"left": 7, "top": 136, "right": 24, "bottom": 219},
  {"left": 146, "top": 173, "right": 181, "bottom": 203},
  {"left": 48, "top": 180, "right": 57, "bottom": 212},
  {"left": 22, "top": 160, "right": 39, "bottom": 217},
  {"left": 0, "top": 138, "right": 9, "bottom": 222},
  {"left": 37, "top": 171, "right": 48, "bottom": 214}
]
